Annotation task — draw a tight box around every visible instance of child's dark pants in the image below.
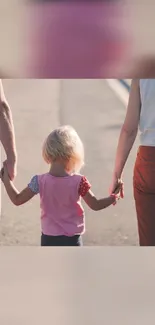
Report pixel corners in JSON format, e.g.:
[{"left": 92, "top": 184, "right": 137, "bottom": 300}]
[{"left": 41, "top": 233, "right": 83, "bottom": 246}]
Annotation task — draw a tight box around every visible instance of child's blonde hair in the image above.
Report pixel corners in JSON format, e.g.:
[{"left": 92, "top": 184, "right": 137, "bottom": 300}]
[{"left": 42, "top": 125, "right": 84, "bottom": 172}]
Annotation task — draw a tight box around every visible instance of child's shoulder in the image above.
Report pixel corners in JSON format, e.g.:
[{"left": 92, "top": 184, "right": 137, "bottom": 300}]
[
  {"left": 73, "top": 173, "right": 83, "bottom": 179},
  {"left": 73, "top": 173, "right": 88, "bottom": 179},
  {"left": 73, "top": 173, "right": 90, "bottom": 184},
  {"left": 75, "top": 174, "right": 91, "bottom": 188},
  {"left": 37, "top": 172, "right": 50, "bottom": 181}
]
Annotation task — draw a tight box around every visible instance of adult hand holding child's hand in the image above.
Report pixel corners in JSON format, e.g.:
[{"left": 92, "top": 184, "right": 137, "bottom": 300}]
[
  {"left": 0, "top": 167, "right": 4, "bottom": 181},
  {"left": 110, "top": 178, "right": 124, "bottom": 205},
  {"left": 0, "top": 161, "right": 10, "bottom": 183},
  {"left": 109, "top": 175, "right": 124, "bottom": 199}
]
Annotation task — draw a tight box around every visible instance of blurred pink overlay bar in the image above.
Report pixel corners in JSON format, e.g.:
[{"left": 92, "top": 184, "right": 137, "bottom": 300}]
[
  {"left": 26, "top": 0, "right": 130, "bottom": 78},
  {"left": 1, "top": 0, "right": 155, "bottom": 78}
]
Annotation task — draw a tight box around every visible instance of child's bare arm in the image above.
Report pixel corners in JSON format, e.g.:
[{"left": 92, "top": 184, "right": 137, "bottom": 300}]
[
  {"left": 3, "top": 179, "right": 35, "bottom": 206},
  {"left": 4, "top": 183, "right": 35, "bottom": 206},
  {"left": 82, "top": 189, "right": 118, "bottom": 211},
  {"left": 1, "top": 165, "right": 36, "bottom": 206}
]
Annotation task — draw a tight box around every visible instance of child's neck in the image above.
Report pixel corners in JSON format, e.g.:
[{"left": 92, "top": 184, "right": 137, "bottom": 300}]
[{"left": 49, "top": 162, "right": 72, "bottom": 177}]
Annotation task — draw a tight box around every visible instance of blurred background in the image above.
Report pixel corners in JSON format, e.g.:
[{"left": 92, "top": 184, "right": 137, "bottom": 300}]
[
  {"left": 0, "top": 78, "right": 139, "bottom": 246},
  {"left": 1, "top": 247, "right": 155, "bottom": 324},
  {"left": 1, "top": 0, "right": 155, "bottom": 78}
]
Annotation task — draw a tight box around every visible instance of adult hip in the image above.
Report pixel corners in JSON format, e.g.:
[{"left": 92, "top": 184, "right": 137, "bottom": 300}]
[{"left": 133, "top": 146, "right": 155, "bottom": 246}]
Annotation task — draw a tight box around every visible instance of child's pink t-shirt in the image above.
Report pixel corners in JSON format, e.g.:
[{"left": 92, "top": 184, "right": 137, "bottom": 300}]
[{"left": 28, "top": 173, "right": 91, "bottom": 237}]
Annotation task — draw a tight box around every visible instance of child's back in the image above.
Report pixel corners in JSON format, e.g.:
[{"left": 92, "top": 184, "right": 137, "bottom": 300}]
[{"left": 38, "top": 173, "right": 85, "bottom": 236}]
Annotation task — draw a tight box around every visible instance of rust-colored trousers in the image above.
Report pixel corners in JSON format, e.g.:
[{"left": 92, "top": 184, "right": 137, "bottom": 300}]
[{"left": 133, "top": 146, "right": 155, "bottom": 246}]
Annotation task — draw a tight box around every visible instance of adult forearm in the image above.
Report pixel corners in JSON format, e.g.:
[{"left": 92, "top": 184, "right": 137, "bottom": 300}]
[
  {"left": 0, "top": 100, "right": 17, "bottom": 161},
  {"left": 113, "top": 126, "right": 137, "bottom": 179}
]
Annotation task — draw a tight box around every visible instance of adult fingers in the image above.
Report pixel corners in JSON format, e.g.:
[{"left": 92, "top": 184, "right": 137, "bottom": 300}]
[{"left": 120, "top": 183, "right": 124, "bottom": 198}]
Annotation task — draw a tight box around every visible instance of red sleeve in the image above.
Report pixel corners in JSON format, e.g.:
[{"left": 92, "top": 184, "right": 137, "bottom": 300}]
[{"left": 78, "top": 176, "right": 91, "bottom": 197}]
